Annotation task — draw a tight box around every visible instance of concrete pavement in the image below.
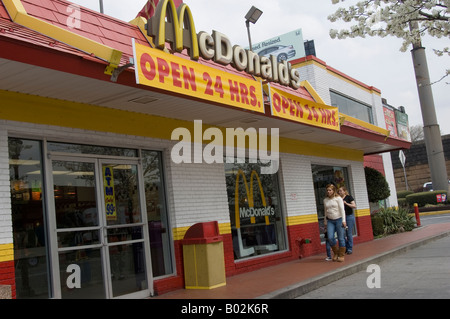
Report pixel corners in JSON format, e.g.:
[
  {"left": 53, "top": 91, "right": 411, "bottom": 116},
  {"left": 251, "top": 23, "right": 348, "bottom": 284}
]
[
  {"left": 298, "top": 234, "right": 450, "bottom": 299},
  {"left": 154, "top": 221, "right": 450, "bottom": 299}
]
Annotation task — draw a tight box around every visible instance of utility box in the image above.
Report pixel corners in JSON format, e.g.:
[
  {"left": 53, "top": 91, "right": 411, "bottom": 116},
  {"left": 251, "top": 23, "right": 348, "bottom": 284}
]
[{"left": 182, "top": 221, "right": 226, "bottom": 289}]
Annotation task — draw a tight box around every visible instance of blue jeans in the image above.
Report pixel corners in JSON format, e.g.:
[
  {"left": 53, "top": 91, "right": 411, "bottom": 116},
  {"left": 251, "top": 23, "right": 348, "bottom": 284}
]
[
  {"left": 326, "top": 237, "right": 331, "bottom": 257},
  {"left": 324, "top": 231, "right": 332, "bottom": 257},
  {"left": 327, "top": 218, "right": 345, "bottom": 248},
  {"left": 345, "top": 214, "right": 355, "bottom": 252}
]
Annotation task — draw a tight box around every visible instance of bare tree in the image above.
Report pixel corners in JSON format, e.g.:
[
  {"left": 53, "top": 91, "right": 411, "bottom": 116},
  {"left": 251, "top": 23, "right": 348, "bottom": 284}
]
[{"left": 409, "top": 125, "right": 424, "bottom": 143}]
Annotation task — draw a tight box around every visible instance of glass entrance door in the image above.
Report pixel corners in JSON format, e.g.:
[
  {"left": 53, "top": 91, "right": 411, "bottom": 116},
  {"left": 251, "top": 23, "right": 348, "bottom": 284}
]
[
  {"left": 100, "top": 160, "right": 150, "bottom": 298},
  {"left": 48, "top": 157, "right": 152, "bottom": 299}
]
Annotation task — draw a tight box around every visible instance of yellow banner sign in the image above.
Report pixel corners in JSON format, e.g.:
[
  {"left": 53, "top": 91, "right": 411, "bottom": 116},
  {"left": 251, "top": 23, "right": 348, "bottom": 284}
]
[
  {"left": 103, "top": 166, "right": 117, "bottom": 221},
  {"left": 133, "top": 42, "right": 265, "bottom": 114},
  {"left": 269, "top": 85, "right": 340, "bottom": 131}
]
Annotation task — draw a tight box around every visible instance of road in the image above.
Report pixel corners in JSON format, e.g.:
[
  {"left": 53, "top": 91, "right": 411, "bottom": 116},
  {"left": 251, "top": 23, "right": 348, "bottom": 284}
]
[
  {"left": 297, "top": 213, "right": 450, "bottom": 299},
  {"left": 418, "top": 212, "right": 450, "bottom": 226}
]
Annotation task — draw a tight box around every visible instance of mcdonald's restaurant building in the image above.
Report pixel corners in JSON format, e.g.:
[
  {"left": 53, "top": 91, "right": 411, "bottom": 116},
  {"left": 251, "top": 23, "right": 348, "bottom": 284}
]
[{"left": 0, "top": 0, "right": 410, "bottom": 299}]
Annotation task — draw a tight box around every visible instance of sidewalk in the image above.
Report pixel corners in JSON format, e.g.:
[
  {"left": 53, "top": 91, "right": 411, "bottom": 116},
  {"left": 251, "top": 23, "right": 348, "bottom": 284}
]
[{"left": 154, "top": 221, "right": 450, "bottom": 299}]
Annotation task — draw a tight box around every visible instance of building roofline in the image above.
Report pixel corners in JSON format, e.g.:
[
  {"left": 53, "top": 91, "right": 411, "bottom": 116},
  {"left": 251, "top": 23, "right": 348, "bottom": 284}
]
[{"left": 291, "top": 55, "right": 382, "bottom": 95}]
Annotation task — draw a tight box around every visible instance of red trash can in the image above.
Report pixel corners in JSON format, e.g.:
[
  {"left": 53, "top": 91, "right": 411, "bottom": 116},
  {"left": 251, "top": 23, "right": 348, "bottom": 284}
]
[{"left": 181, "top": 221, "right": 226, "bottom": 289}]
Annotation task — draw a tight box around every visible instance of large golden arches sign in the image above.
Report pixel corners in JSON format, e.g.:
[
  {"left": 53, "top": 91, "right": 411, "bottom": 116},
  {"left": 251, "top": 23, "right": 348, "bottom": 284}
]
[
  {"left": 148, "top": 0, "right": 199, "bottom": 60},
  {"left": 234, "top": 169, "right": 270, "bottom": 229}
]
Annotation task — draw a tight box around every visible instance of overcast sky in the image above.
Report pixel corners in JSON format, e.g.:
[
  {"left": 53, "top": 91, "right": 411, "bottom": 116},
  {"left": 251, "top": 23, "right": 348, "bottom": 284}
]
[{"left": 71, "top": 0, "right": 449, "bottom": 135}]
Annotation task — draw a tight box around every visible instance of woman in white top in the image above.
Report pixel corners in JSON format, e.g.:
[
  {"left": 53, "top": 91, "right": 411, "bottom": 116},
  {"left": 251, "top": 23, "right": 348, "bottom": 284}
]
[{"left": 323, "top": 184, "right": 347, "bottom": 262}]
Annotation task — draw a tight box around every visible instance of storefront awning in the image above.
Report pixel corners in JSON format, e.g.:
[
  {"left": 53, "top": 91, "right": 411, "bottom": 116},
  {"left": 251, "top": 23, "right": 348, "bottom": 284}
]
[{"left": 0, "top": 0, "right": 410, "bottom": 156}]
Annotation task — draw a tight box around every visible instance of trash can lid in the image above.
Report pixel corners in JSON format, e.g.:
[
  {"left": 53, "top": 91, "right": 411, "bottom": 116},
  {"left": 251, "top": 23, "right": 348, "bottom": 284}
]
[{"left": 182, "top": 221, "right": 223, "bottom": 244}]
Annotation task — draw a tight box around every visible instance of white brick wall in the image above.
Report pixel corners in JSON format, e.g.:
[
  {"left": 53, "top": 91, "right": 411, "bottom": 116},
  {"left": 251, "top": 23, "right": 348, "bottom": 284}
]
[
  {"left": 0, "top": 120, "right": 372, "bottom": 239},
  {"left": 349, "top": 162, "right": 370, "bottom": 210},
  {"left": 0, "top": 126, "right": 12, "bottom": 245},
  {"left": 297, "top": 60, "right": 399, "bottom": 208},
  {"left": 279, "top": 153, "right": 317, "bottom": 217},
  {"left": 382, "top": 152, "right": 398, "bottom": 207},
  {"left": 166, "top": 160, "right": 230, "bottom": 229},
  {"left": 297, "top": 64, "right": 331, "bottom": 105}
]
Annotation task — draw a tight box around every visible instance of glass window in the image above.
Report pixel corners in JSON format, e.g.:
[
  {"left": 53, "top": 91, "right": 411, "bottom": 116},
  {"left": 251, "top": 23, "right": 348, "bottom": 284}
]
[
  {"left": 9, "top": 138, "right": 50, "bottom": 299},
  {"left": 52, "top": 161, "right": 98, "bottom": 229},
  {"left": 330, "top": 90, "right": 374, "bottom": 124},
  {"left": 225, "top": 161, "right": 286, "bottom": 260},
  {"left": 48, "top": 142, "right": 138, "bottom": 158},
  {"left": 311, "top": 164, "right": 356, "bottom": 242},
  {"left": 142, "top": 150, "right": 173, "bottom": 277}
]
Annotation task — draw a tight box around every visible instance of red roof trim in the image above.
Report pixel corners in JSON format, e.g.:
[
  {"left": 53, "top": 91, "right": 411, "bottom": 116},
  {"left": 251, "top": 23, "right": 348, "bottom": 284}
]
[{"left": 341, "top": 119, "right": 411, "bottom": 150}]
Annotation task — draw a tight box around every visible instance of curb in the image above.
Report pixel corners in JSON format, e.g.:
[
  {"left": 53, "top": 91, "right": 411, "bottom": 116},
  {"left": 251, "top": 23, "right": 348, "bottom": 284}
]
[{"left": 257, "top": 228, "right": 450, "bottom": 299}]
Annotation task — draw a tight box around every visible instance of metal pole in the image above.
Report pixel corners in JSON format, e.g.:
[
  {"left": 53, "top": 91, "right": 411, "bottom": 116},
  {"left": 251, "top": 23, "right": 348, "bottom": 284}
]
[
  {"left": 246, "top": 20, "right": 252, "bottom": 51},
  {"left": 410, "top": 23, "right": 448, "bottom": 191},
  {"left": 414, "top": 203, "right": 421, "bottom": 227},
  {"left": 403, "top": 166, "right": 409, "bottom": 191},
  {"left": 399, "top": 150, "right": 408, "bottom": 190},
  {"left": 99, "top": 0, "right": 104, "bottom": 14}
]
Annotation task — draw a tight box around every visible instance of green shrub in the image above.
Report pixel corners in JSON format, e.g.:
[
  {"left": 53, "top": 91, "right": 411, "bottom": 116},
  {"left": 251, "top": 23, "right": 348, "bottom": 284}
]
[
  {"left": 365, "top": 166, "right": 390, "bottom": 202},
  {"left": 397, "top": 190, "right": 414, "bottom": 199},
  {"left": 397, "top": 197, "right": 408, "bottom": 208},
  {"left": 405, "top": 190, "right": 448, "bottom": 207},
  {"left": 372, "top": 206, "right": 415, "bottom": 236},
  {"left": 371, "top": 214, "right": 384, "bottom": 237}
]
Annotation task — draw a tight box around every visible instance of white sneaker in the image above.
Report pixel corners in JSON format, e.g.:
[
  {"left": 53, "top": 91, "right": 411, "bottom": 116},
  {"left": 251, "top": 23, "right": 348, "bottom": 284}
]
[{"left": 325, "top": 257, "right": 332, "bottom": 261}]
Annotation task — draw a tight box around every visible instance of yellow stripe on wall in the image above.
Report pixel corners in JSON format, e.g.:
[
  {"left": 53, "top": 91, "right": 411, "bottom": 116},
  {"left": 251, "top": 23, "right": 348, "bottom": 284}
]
[
  {"left": 0, "top": 89, "right": 364, "bottom": 162},
  {"left": 218, "top": 223, "right": 231, "bottom": 235},
  {"left": 0, "top": 89, "right": 185, "bottom": 141},
  {"left": 286, "top": 214, "right": 318, "bottom": 226},
  {"left": 172, "top": 226, "right": 191, "bottom": 241},
  {"left": 279, "top": 137, "right": 363, "bottom": 162},
  {"left": 172, "top": 223, "right": 232, "bottom": 241},
  {"left": 355, "top": 208, "right": 371, "bottom": 217},
  {"left": 0, "top": 243, "right": 14, "bottom": 262}
]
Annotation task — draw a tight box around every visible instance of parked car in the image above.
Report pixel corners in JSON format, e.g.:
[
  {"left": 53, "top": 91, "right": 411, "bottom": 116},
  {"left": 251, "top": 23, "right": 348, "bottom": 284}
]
[
  {"left": 423, "top": 180, "right": 450, "bottom": 191},
  {"left": 257, "top": 45, "right": 296, "bottom": 62}
]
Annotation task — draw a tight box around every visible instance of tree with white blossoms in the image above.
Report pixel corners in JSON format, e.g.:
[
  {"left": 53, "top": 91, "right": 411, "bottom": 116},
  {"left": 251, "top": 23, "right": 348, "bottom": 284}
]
[
  {"left": 328, "top": 0, "right": 450, "bottom": 194},
  {"left": 328, "top": 0, "right": 449, "bottom": 82}
]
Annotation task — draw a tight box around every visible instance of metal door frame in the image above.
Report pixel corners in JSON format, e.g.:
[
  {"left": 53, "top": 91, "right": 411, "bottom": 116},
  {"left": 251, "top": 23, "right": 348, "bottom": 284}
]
[{"left": 45, "top": 153, "right": 153, "bottom": 299}]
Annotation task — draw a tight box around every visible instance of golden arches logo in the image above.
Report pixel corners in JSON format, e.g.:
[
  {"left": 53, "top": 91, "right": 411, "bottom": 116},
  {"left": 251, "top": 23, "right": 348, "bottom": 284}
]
[
  {"left": 147, "top": 0, "right": 199, "bottom": 60},
  {"left": 234, "top": 169, "right": 270, "bottom": 229}
]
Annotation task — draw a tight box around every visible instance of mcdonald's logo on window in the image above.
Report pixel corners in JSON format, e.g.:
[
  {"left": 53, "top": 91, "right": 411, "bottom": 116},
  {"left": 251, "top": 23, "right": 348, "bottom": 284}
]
[
  {"left": 147, "top": 0, "right": 199, "bottom": 60},
  {"left": 234, "top": 169, "right": 274, "bottom": 229}
]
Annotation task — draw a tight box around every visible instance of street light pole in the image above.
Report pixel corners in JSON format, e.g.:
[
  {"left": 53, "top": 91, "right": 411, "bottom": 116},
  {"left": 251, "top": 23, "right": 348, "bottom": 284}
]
[
  {"left": 245, "top": 6, "right": 263, "bottom": 52},
  {"left": 246, "top": 20, "right": 253, "bottom": 51},
  {"left": 410, "top": 22, "right": 448, "bottom": 191}
]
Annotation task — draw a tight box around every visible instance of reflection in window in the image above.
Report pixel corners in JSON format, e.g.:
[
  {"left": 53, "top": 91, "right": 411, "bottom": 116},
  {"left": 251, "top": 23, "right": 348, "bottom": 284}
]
[
  {"left": 52, "top": 161, "right": 98, "bottom": 229},
  {"left": 58, "top": 248, "right": 105, "bottom": 299},
  {"left": 9, "top": 138, "right": 50, "bottom": 299},
  {"left": 142, "top": 151, "right": 173, "bottom": 277},
  {"left": 225, "top": 161, "right": 286, "bottom": 260},
  {"left": 48, "top": 142, "right": 138, "bottom": 158}
]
